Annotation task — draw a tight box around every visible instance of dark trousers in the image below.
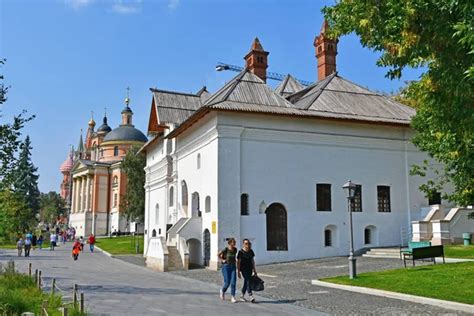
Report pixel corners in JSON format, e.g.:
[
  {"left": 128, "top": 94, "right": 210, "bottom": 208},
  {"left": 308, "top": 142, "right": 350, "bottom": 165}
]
[
  {"left": 241, "top": 270, "right": 253, "bottom": 295},
  {"left": 24, "top": 245, "right": 31, "bottom": 257}
]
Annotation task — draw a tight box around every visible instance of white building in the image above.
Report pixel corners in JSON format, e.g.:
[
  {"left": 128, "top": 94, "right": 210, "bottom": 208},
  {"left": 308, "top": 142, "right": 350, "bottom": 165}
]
[{"left": 141, "top": 24, "right": 450, "bottom": 271}]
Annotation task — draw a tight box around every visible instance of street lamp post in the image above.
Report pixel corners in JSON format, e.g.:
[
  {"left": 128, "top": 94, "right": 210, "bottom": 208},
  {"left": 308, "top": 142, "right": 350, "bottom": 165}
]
[{"left": 343, "top": 180, "right": 357, "bottom": 279}]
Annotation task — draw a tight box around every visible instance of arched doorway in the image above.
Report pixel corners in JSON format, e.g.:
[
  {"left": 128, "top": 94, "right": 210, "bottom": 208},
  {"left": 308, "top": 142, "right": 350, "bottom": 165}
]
[
  {"left": 192, "top": 192, "right": 201, "bottom": 217},
  {"left": 203, "top": 229, "right": 211, "bottom": 267},
  {"left": 265, "top": 203, "right": 288, "bottom": 251},
  {"left": 187, "top": 238, "right": 202, "bottom": 268},
  {"left": 181, "top": 181, "right": 188, "bottom": 216}
]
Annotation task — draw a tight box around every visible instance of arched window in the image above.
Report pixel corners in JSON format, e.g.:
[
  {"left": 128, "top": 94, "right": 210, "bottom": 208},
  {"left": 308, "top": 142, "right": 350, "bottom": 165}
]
[
  {"left": 364, "top": 228, "right": 371, "bottom": 244},
  {"left": 205, "top": 196, "right": 211, "bottom": 213},
  {"left": 192, "top": 192, "right": 201, "bottom": 217},
  {"left": 197, "top": 153, "right": 201, "bottom": 169},
  {"left": 324, "top": 229, "right": 332, "bottom": 247},
  {"left": 100, "top": 148, "right": 104, "bottom": 157},
  {"left": 155, "top": 203, "right": 159, "bottom": 225},
  {"left": 265, "top": 203, "right": 288, "bottom": 251},
  {"left": 169, "top": 187, "right": 174, "bottom": 207},
  {"left": 114, "top": 146, "right": 119, "bottom": 156},
  {"left": 241, "top": 194, "right": 249, "bottom": 216},
  {"left": 152, "top": 229, "right": 157, "bottom": 237},
  {"left": 113, "top": 176, "right": 118, "bottom": 187},
  {"left": 181, "top": 181, "right": 188, "bottom": 208}
]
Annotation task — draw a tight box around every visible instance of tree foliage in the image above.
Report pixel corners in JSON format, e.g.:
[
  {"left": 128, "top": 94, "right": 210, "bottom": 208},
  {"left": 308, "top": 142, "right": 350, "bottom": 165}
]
[
  {"left": 0, "top": 60, "right": 34, "bottom": 189},
  {"left": 323, "top": 0, "right": 474, "bottom": 205},
  {"left": 40, "top": 191, "right": 67, "bottom": 226},
  {"left": 0, "top": 190, "right": 32, "bottom": 243},
  {"left": 120, "top": 145, "right": 146, "bottom": 223},
  {"left": 13, "top": 135, "right": 40, "bottom": 215}
]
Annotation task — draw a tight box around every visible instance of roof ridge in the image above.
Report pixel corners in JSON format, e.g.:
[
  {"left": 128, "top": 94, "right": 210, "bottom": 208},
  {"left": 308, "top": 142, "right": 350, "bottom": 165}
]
[
  {"left": 150, "top": 87, "right": 200, "bottom": 97},
  {"left": 204, "top": 69, "right": 248, "bottom": 106},
  {"left": 303, "top": 74, "right": 334, "bottom": 110},
  {"left": 333, "top": 75, "right": 383, "bottom": 96}
]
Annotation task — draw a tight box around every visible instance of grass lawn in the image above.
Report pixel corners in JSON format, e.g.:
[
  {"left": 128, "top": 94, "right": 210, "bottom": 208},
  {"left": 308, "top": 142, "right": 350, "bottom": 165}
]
[
  {"left": 0, "top": 263, "right": 85, "bottom": 315},
  {"left": 322, "top": 262, "right": 474, "bottom": 305},
  {"left": 95, "top": 235, "right": 144, "bottom": 255},
  {"left": 444, "top": 244, "right": 474, "bottom": 259}
]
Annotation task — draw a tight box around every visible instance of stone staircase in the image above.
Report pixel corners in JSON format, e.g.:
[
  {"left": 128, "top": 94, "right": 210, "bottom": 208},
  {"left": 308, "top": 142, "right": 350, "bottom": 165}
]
[
  {"left": 167, "top": 246, "right": 184, "bottom": 271},
  {"left": 363, "top": 247, "right": 401, "bottom": 259}
]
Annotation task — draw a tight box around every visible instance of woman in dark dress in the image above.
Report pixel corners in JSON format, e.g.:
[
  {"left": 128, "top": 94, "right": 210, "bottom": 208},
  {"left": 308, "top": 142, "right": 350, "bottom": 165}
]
[{"left": 237, "top": 239, "right": 257, "bottom": 302}]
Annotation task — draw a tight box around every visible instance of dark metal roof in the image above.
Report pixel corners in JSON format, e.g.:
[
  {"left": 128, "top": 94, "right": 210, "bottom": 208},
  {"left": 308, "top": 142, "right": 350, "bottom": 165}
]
[
  {"left": 275, "top": 74, "right": 305, "bottom": 97},
  {"left": 205, "top": 70, "right": 293, "bottom": 108},
  {"left": 97, "top": 116, "right": 112, "bottom": 133},
  {"left": 102, "top": 125, "right": 148, "bottom": 143},
  {"left": 289, "top": 73, "right": 415, "bottom": 122},
  {"left": 151, "top": 88, "right": 203, "bottom": 125},
  {"left": 165, "top": 70, "right": 415, "bottom": 139}
]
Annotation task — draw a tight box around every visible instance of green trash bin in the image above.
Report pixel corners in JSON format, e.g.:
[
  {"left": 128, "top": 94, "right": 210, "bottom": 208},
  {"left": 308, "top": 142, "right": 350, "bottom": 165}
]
[{"left": 462, "top": 233, "right": 471, "bottom": 246}]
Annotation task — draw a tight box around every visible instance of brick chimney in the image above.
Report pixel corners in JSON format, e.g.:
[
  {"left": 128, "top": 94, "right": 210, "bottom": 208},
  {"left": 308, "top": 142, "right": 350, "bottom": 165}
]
[
  {"left": 244, "top": 37, "right": 269, "bottom": 82},
  {"left": 314, "top": 20, "right": 337, "bottom": 81}
]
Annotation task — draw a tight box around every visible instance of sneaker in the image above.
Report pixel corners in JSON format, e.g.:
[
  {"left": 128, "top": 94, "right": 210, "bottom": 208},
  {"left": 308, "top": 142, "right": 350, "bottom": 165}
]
[
  {"left": 231, "top": 296, "right": 237, "bottom": 303},
  {"left": 240, "top": 295, "right": 247, "bottom": 302},
  {"left": 219, "top": 289, "right": 225, "bottom": 301},
  {"left": 249, "top": 295, "right": 255, "bottom": 303}
]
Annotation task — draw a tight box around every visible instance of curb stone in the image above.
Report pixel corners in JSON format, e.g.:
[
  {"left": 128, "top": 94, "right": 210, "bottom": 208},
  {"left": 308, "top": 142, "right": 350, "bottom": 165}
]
[{"left": 311, "top": 279, "right": 473, "bottom": 314}]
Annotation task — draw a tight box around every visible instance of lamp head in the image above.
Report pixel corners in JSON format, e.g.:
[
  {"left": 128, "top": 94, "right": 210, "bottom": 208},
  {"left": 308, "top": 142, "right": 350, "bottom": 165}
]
[{"left": 343, "top": 180, "right": 357, "bottom": 199}]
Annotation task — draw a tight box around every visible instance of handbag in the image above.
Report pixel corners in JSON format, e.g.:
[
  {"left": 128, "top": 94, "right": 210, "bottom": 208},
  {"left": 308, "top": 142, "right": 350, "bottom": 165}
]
[{"left": 249, "top": 275, "right": 264, "bottom": 292}]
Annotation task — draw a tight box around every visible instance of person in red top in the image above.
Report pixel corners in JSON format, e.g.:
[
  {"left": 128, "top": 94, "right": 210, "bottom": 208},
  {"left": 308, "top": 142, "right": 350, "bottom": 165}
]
[
  {"left": 72, "top": 239, "right": 81, "bottom": 261},
  {"left": 88, "top": 234, "right": 96, "bottom": 253}
]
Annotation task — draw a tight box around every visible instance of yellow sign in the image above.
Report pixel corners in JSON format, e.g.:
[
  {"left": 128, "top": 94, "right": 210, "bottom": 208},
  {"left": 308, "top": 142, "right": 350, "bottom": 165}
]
[{"left": 212, "top": 221, "right": 217, "bottom": 234}]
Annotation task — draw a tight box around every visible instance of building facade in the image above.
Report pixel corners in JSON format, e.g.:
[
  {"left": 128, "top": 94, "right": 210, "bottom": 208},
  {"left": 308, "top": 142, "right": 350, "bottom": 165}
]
[
  {"left": 67, "top": 97, "right": 147, "bottom": 237},
  {"left": 142, "top": 23, "right": 450, "bottom": 270}
]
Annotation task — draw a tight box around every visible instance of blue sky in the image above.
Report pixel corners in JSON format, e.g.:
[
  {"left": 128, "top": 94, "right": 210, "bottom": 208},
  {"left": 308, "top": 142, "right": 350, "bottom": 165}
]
[{"left": 1, "top": 0, "right": 423, "bottom": 193}]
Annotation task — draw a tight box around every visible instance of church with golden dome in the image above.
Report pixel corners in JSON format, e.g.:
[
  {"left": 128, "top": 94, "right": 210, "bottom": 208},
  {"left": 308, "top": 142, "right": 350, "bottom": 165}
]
[{"left": 61, "top": 93, "right": 147, "bottom": 237}]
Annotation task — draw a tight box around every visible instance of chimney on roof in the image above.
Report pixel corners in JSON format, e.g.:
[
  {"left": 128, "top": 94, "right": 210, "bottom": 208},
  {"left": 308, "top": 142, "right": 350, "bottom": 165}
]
[
  {"left": 314, "top": 20, "right": 338, "bottom": 81},
  {"left": 244, "top": 37, "right": 269, "bottom": 83}
]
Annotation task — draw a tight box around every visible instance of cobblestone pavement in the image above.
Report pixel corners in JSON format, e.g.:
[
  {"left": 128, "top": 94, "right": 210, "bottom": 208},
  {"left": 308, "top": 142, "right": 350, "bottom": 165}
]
[
  {"left": 0, "top": 246, "right": 322, "bottom": 316},
  {"left": 171, "top": 256, "right": 471, "bottom": 315}
]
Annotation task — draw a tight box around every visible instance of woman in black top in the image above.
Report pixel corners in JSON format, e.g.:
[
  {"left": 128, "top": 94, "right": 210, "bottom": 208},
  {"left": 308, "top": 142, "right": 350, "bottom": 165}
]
[{"left": 237, "top": 239, "right": 257, "bottom": 302}]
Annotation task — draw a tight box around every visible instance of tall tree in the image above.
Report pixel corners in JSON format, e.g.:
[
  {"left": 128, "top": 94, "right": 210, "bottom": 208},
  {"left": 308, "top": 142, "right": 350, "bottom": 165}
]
[
  {"left": 0, "top": 59, "right": 34, "bottom": 189},
  {"left": 323, "top": 0, "right": 474, "bottom": 205},
  {"left": 120, "top": 145, "right": 146, "bottom": 223},
  {"left": 40, "top": 191, "right": 67, "bottom": 226},
  {"left": 13, "top": 136, "right": 40, "bottom": 217}
]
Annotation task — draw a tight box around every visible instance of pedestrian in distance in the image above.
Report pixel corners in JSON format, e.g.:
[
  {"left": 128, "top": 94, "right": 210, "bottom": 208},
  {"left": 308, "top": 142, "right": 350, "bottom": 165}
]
[
  {"left": 237, "top": 239, "right": 257, "bottom": 303},
  {"left": 24, "top": 237, "right": 32, "bottom": 257},
  {"left": 88, "top": 234, "right": 96, "bottom": 253},
  {"left": 79, "top": 236, "right": 84, "bottom": 251},
  {"left": 72, "top": 239, "right": 81, "bottom": 261},
  {"left": 218, "top": 238, "right": 238, "bottom": 303},
  {"left": 37, "top": 234, "right": 43, "bottom": 250},
  {"left": 62, "top": 230, "right": 66, "bottom": 244},
  {"left": 16, "top": 237, "right": 24, "bottom": 257},
  {"left": 32, "top": 234, "right": 37, "bottom": 250},
  {"left": 50, "top": 232, "right": 57, "bottom": 251}
]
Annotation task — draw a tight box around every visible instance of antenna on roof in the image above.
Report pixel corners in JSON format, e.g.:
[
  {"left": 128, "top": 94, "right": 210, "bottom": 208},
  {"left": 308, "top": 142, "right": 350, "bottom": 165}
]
[{"left": 215, "top": 62, "right": 312, "bottom": 86}]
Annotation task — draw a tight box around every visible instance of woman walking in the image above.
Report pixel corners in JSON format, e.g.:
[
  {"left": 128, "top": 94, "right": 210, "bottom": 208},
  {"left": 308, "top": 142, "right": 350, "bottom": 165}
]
[
  {"left": 16, "top": 237, "right": 24, "bottom": 257},
  {"left": 37, "top": 235, "right": 43, "bottom": 250},
  {"left": 237, "top": 239, "right": 257, "bottom": 302},
  {"left": 218, "top": 238, "right": 238, "bottom": 303}
]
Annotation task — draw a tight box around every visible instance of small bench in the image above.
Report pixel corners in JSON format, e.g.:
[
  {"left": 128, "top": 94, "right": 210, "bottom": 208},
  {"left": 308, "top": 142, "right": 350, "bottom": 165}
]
[
  {"left": 403, "top": 245, "right": 445, "bottom": 267},
  {"left": 400, "top": 241, "right": 431, "bottom": 259}
]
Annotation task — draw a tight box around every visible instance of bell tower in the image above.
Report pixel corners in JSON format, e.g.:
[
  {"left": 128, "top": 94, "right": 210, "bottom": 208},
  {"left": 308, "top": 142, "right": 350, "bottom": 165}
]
[{"left": 121, "top": 87, "right": 133, "bottom": 126}]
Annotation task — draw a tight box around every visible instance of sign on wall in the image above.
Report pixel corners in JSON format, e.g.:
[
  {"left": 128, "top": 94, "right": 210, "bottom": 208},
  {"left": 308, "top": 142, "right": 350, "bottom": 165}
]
[{"left": 212, "top": 221, "right": 216, "bottom": 234}]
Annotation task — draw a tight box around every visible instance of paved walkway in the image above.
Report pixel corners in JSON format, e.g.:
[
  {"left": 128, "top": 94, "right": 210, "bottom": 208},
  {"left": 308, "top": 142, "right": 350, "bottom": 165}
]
[
  {"left": 171, "top": 257, "right": 472, "bottom": 315},
  {"left": 0, "top": 246, "right": 322, "bottom": 316}
]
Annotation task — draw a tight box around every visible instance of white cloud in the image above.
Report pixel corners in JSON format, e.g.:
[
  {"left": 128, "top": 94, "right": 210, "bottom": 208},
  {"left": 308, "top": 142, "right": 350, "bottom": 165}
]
[
  {"left": 65, "top": 0, "right": 94, "bottom": 10},
  {"left": 168, "top": 0, "right": 179, "bottom": 10},
  {"left": 112, "top": 0, "right": 142, "bottom": 14}
]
